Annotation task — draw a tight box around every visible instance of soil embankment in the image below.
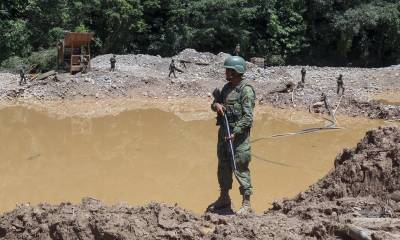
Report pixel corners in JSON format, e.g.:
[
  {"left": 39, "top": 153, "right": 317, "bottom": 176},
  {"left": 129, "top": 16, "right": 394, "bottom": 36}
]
[
  {"left": 1, "top": 126, "right": 399, "bottom": 239},
  {"left": 0, "top": 49, "right": 399, "bottom": 119}
]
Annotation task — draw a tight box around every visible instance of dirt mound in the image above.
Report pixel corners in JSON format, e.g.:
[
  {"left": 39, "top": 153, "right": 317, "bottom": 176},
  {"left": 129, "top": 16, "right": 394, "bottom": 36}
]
[
  {"left": 1, "top": 126, "right": 400, "bottom": 239},
  {"left": 272, "top": 126, "right": 400, "bottom": 238},
  {"left": 300, "top": 126, "right": 399, "bottom": 202},
  {"left": 175, "top": 48, "right": 218, "bottom": 65}
]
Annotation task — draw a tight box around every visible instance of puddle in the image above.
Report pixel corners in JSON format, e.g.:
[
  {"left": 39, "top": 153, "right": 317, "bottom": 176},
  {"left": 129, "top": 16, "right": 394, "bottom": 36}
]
[{"left": 0, "top": 106, "right": 392, "bottom": 214}]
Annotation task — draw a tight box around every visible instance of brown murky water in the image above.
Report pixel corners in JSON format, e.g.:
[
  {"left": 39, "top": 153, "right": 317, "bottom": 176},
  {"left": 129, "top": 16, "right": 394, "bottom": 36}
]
[{"left": 0, "top": 105, "right": 393, "bottom": 214}]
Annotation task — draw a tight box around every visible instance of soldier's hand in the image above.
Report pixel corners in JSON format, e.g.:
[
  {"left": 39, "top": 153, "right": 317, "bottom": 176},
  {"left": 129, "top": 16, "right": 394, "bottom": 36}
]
[
  {"left": 215, "top": 103, "right": 226, "bottom": 116},
  {"left": 225, "top": 133, "right": 235, "bottom": 141}
]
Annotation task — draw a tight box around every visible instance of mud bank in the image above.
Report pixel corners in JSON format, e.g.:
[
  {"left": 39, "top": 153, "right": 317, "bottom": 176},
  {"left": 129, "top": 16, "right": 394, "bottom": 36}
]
[
  {"left": 0, "top": 49, "right": 399, "bottom": 120},
  {"left": 1, "top": 126, "right": 399, "bottom": 239}
]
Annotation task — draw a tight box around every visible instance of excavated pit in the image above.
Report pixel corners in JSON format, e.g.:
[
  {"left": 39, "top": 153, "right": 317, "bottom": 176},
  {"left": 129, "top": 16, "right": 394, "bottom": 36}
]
[{"left": 0, "top": 106, "right": 399, "bottom": 239}]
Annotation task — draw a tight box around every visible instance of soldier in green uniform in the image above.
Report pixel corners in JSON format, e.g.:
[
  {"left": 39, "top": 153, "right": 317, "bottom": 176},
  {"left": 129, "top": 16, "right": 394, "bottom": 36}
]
[
  {"left": 81, "top": 55, "right": 89, "bottom": 73},
  {"left": 19, "top": 66, "right": 27, "bottom": 85},
  {"left": 233, "top": 44, "right": 241, "bottom": 56},
  {"left": 168, "top": 59, "right": 177, "bottom": 78},
  {"left": 337, "top": 74, "right": 345, "bottom": 95},
  {"left": 110, "top": 54, "right": 116, "bottom": 72},
  {"left": 301, "top": 67, "right": 306, "bottom": 83},
  {"left": 208, "top": 56, "right": 256, "bottom": 215}
]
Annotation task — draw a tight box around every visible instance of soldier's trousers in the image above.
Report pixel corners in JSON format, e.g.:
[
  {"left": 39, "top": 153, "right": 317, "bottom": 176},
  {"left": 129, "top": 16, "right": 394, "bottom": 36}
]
[
  {"left": 169, "top": 70, "right": 176, "bottom": 78},
  {"left": 337, "top": 85, "right": 345, "bottom": 95},
  {"left": 19, "top": 76, "right": 27, "bottom": 85},
  {"left": 217, "top": 127, "right": 252, "bottom": 196}
]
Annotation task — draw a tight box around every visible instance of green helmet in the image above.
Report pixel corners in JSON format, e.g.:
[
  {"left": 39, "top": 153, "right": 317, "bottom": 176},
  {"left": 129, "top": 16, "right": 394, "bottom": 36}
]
[{"left": 223, "top": 56, "right": 246, "bottom": 74}]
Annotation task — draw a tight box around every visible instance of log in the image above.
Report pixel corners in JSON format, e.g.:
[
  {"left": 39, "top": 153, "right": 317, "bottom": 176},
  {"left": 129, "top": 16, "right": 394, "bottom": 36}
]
[
  {"left": 36, "top": 70, "right": 56, "bottom": 80},
  {"left": 343, "top": 224, "right": 372, "bottom": 240},
  {"left": 351, "top": 217, "right": 400, "bottom": 231}
]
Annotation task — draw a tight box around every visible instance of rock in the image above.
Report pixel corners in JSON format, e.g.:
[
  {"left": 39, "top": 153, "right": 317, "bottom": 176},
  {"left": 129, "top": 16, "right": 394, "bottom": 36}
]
[{"left": 390, "top": 191, "right": 400, "bottom": 202}]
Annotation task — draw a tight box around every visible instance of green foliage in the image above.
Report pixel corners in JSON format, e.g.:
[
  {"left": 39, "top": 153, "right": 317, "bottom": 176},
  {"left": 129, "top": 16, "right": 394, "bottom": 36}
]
[
  {"left": 74, "top": 24, "right": 90, "bottom": 33},
  {"left": 0, "top": 48, "right": 57, "bottom": 72},
  {"left": 265, "top": 55, "right": 286, "bottom": 66},
  {"left": 0, "top": 0, "right": 399, "bottom": 67},
  {"left": 0, "top": 56, "right": 27, "bottom": 71},
  {"left": 0, "top": 19, "right": 32, "bottom": 61},
  {"left": 27, "top": 48, "right": 58, "bottom": 72}
]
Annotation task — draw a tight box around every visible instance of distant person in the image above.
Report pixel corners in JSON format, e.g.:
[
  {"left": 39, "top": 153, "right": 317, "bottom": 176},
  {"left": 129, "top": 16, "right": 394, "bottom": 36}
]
[
  {"left": 312, "top": 92, "right": 330, "bottom": 114},
  {"left": 110, "top": 54, "right": 116, "bottom": 71},
  {"left": 169, "top": 59, "right": 177, "bottom": 78},
  {"left": 263, "top": 60, "right": 267, "bottom": 69},
  {"left": 337, "top": 74, "right": 345, "bottom": 95},
  {"left": 233, "top": 43, "right": 241, "bottom": 56},
  {"left": 81, "top": 55, "right": 89, "bottom": 73},
  {"left": 168, "top": 59, "right": 183, "bottom": 78},
  {"left": 19, "top": 66, "right": 27, "bottom": 85},
  {"left": 301, "top": 67, "right": 306, "bottom": 83},
  {"left": 321, "top": 92, "right": 332, "bottom": 115}
]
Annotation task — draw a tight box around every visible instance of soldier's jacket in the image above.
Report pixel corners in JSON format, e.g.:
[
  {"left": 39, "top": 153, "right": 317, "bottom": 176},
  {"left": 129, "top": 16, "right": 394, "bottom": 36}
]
[
  {"left": 19, "top": 68, "right": 25, "bottom": 77},
  {"left": 110, "top": 57, "right": 116, "bottom": 65},
  {"left": 301, "top": 69, "right": 306, "bottom": 75},
  {"left": 337, "top": 76, "right": 343, "bottom": 84},
  {"left": 211, "top": 81, "right": 256, "bottom": 149},
  {"left": 169, "top": 62, "right": 175, "bottom": 71}
]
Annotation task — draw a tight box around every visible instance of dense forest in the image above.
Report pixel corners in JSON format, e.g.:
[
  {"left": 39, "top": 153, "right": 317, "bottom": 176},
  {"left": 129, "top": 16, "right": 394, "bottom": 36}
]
[{"left": 1, "top": 0, "right": 399, "bottom": 69}]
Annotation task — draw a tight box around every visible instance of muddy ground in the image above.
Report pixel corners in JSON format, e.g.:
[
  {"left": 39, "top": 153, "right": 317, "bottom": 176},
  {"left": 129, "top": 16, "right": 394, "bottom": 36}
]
[
  {"left": 1, "top": 126, "right": 399, "bottom": 239},
  {"left": 0, "top": 49, "right": 399, "bottom": 119}
]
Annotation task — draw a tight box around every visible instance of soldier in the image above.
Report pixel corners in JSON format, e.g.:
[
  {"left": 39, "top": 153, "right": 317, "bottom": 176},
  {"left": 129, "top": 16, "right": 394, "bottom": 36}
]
[
  {"left": 110, "top": 54, "right": 116, "bottom": 72},
  {"left": 208, "top": 56, "right": 256, "bottom": 215},
  {"left": 320, "top": 92, "right": 331, "bottom": 115},
  {"left": 301, "top": 67, "right": 306, "bottom": 83},
  {"left": 19, "top": 66, "right": 27, "bottom": 85},
  {"left": 81, "top": 55, "right": 89, "bottom": 73},
  {"left": 168, "top": 59, "right": 183, "bottom": 78},
  {"left": 337, "top": 74, "right": 345, "bottom": 95},
  {"left": 233, "top": 43, "right": 241, "bottom": 56}
]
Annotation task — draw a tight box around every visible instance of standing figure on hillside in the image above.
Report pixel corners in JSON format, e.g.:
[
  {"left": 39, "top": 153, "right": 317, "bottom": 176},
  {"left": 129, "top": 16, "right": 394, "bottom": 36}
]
[
  {"left": 168, "top": 59, "right": 183, "bottom": 78},
  {"left": 168, "top": 59, "right": 177, "bottom": 78},
  {"left": 81, "top": 55, "right": 89, "bottom": 73},
  {"left": 233, "top": 44, "right": 241, "bottom": 56},
  {"left": 301, "top": 67, "right": 306, "bottom": 83},
  {"left": 110, "top": 54, "right": 116, "bottom": 72},
  {"left": 19, "top": 66, "right": 27, "bottom": 85},
  {"left": 208, "top": 56, "right": 256, "bottom": 215},
  {"left": 337, "top": 74, "right": 345, "bottom": 95}
]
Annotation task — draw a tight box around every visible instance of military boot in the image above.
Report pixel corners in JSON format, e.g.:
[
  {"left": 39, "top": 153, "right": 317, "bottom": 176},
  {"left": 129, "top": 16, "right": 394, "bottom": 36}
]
[
  {"left": 236, "top": 194, "right": 252, "bottom": 215},
  {"left": 206, "top": 190, "right": 231, "bottom": 212}
]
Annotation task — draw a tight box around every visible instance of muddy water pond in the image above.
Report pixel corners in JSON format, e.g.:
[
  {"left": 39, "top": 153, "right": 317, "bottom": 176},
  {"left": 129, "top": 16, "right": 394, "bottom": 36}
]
[{"left": 0, "top": 106, "right": 392, "bottom": 214}]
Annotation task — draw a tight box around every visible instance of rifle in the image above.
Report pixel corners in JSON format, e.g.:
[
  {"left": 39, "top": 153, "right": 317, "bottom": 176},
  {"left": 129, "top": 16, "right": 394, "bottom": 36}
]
[{"left": 212, "top": 88, "right": 237, "bottom": 171}]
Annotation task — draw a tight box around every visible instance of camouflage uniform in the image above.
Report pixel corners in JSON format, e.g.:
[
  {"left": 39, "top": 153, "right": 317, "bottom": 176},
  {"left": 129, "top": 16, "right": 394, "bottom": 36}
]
[
  {"left": 169, "top": 60, "right": 177, "bottom": 78},
  {"left": 233, "top": 44, "right": 241, "bottom": 56},
  {"left": 19, "top": 66, "right": 27, "bottom": 85},
  {"left": 81, "top": 55, "right": 89, "bottom": 73},
  {"left": 337, "top": 74, "right": 345, "bottom": 95},
  {"left": 211, "top": 80, "right": 255, "bottom": 196},
  {"left": 110, "top": 55, "right": 116, "bottom": 71},
  {"left": 301, "top": 68, "right": 306, "bottom": 83}
]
